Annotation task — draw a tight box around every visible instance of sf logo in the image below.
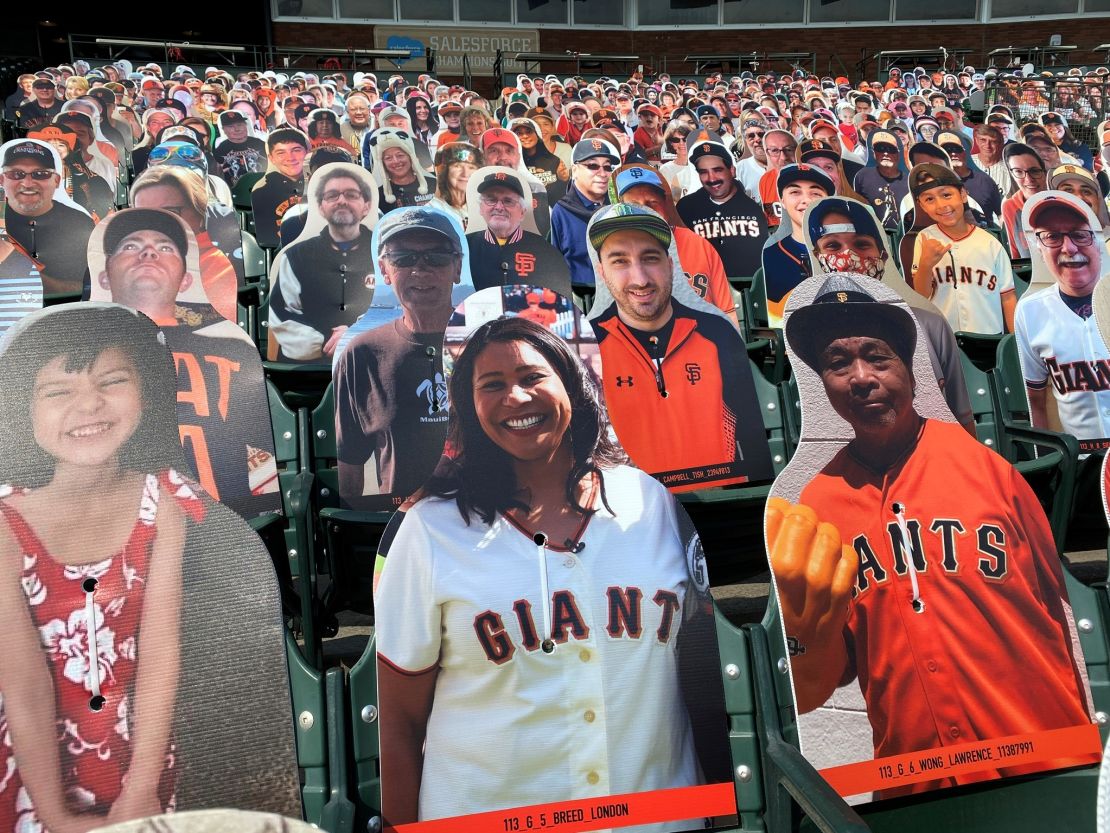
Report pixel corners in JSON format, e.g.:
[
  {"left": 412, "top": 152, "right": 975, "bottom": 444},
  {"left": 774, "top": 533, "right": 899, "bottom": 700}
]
[
  {"left": 684, "top": 363, "right": 701, "bottom": 385},
  {"left": 514, "top": 252, "right": 536, "bottom": 277}
]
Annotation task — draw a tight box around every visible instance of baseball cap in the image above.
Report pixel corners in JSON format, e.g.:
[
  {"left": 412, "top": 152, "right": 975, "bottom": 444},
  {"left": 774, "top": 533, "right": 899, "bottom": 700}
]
[
  {"left": 688, "top": 134, "right": 732, "bottom": 165},
  {"left": 564, "top": 100, "right": 588, "bottom": 114},
  {"left": 438, "top": 100, "right": 462, "bottom": 114},
  {"left": 695, "top": 104, "right": 719, "bottom": 119},
  {"left": 476, "top": 170, "right": 525, "bottom": 198},
  {"left": 798, "top": 138, "right": 839, "bottom": 163},
  {"left": 776, "top": 163, "right": 834, "bottom": 196},
  {"left": 785, "top": 274, "right": 916, "bottom": 372},
  {"left": 1048, "top": 163, "right": 1098, "bottom": 190},
  {"left": 909, "top": 164, "right": 963, "bottom": 198},
  {"left": 636, "top": 103, "right": 663, "bottom": 118},
  {"left": 870, "top": 130, "right": 898, "bottom": 151},
  {"left": 31, "top": 79, "right": 55, "bottom": 91},
  {"left": 1041, "top": 111, "right": 1066, "bottom": 126},
  {"left": 987, "top": 112, "right": 1015, "bottom": 126},
  {"left": 481, "top": 127, "right": 517, "bottom": 150},
  {"left": 588, "top": 203, "right": 672, "bottom": 253},
  {"left": 936, "top": 132, "right": 965, "bottom": 151},
  {"left": 377, "top": 206, "right": 462, "bottom": 252},
  {"left": 1026, "top": 192, "right": 1089, "bottom": 227},
  {"left": 2, "top": 141, "right": 54, "bottom": 169},
  {"left": 219, "top": 111, "right": 248, "bottom": 125},
  {"left": 932, "top": 106, "right": 957, "bottom": 121},
  {"left": 807, "top": 198, "right": 882, "bottom": 248},
  {"left": 572, "top": 138, "right": 620, "bottom": 165},
  {"left": 103, "top": 209, "right": 189, "bottom": 261},
  {"left": 614, "top": 166, "right": 666, "bottom": 196}
]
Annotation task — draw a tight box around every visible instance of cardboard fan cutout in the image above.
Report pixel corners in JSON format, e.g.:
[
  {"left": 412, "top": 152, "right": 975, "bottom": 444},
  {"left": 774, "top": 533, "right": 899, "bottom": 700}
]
[
  {"left": 585, "top": 203, "right": 774, "bottom": 492},
  {"left": 267, "top": 162, "right": 379, "bottom": 365},
  {"left": 767, "top": 273, "right": 1100, "bottom": 803},
  {"left": 1020, "top": 190, "right": 1110, "bottom": 452},
  {"left": 0, "top": 138, "right": 94, "bottom": 296},
  {"left": 213, "top": 110, "right": 267, "bottom": 189},
  {"left": 126, "top": 166, "right": 239, "bottom": 324},
  {"left": 464, "top": 166, "right": 571, "bottom": 296},
  {"left": 761, "top": 163, "right": 834, "bottom": 329},
  {"left": 88, "top": 209, "right": 281, "bottom": 519},
  {"left": 333, "top": 204, "right": 476, "bottom": 511},
  {"left": 474, "top": 127, "right": 551, "bottom": 238},
  {"left": 0, "top": 303, "right": 300, "bottom": 830},
  {"left": 251, "top": 128, "right": 310, "bottom": 249},
  {"left": 853, "top": 129, "right": 908, "bottom": 231},
  {"left": 801, "top": 194, "right": 977, "bottom": 428},
  {"left": 373, "top": 285, "right": 738, "bottom": 832}
]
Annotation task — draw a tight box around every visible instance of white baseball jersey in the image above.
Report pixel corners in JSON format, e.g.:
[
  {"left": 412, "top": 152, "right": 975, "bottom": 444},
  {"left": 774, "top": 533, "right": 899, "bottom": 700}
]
[
  {"left": 375, "top": 465, "right": 702, "bottom": 829},
  {"left": 913, "top": 224, "right": 1015, "bottom": 334},
  {"left": 1016, "top": 284, "right": 1110, "bottom": 444}
]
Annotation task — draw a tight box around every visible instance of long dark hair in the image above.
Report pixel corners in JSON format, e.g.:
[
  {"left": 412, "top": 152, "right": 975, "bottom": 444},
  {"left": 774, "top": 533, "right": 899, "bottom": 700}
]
[
  {"left": 0, "top": 304, "right": 185, "bottom": 488},
  {"left": 426, "top": 316, "right": 626, "bottom": 526}
]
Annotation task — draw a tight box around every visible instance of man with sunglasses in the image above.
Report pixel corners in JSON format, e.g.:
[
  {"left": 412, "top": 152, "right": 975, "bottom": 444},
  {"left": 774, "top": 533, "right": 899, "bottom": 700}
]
[
  {"left": 335, "top": 207, "right": 463, "bottom": 508},
  {"left": 15, "top": 78, "right": 61, "bottom": 132},
  {"left": 269, "top": 165, "right": 376, "bottom": 363},
  {"left": 465, "top": 170, "right": 569, "bottom": 294},
  {"left": 551, "top": 138, "right": 618, "bottom": 287},
  {"left": 1016, "top": 193, "right": 1110, "bottom": 446},
  {"left": 734, "top": 118, "right": 769, "bottom": 199},
  {"left": 1, "top": 141, "right": 93, "bottom": 294}
]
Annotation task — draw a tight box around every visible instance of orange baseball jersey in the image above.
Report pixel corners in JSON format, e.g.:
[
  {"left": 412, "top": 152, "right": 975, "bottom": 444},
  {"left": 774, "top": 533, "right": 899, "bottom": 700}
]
[
  {"left": 797, "top": 419, "right": 1096, "bottom": 793},
  {"left": 592, "top": 301, "right": 772, "bottom": 489},
  {"left": 758, "top": 168, "right": 783, "bottom": 228},
  {"left": 674, "top": 226, "right": 738, "bottom": 325}
]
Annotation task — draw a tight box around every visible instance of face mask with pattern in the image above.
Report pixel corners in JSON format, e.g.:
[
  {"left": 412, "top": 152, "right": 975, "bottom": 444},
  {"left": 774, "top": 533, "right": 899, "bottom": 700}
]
[{"left": 816, "top": 247, "right": 885, "bottom": 279}]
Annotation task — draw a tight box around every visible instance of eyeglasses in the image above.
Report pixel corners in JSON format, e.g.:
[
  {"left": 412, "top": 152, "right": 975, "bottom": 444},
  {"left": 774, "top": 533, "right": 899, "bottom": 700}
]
[
  {"left": 2, "top": 168, "right": 55, "bottom": 181},
  {"left": 1008, "top": 166, "right": 1045, "bottom": 179},
  {"left": 765, "top": 146, "right": 795, "bottom": 156},
  {"left": 1035, "top": 229, "right": 1095, "bottom": 248},
  {"left": 580, "top": 162, "right": 613, "bottom": 172},
  {"left": 321, "top": 189, "right": 364, "bottom": 203},
  {"left": 384, "top": 250, "right": 458, "bottom": 267},
  {"left": 480, "top": 196, "right": 521, "bottom": 208}
]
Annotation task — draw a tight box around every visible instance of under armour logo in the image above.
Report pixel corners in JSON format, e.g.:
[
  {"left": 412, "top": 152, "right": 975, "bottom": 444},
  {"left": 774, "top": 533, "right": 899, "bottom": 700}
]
[
  {"left": 615, "top": 375, "right": 634, "bottom": 387},
  {"left": 685, "top": 363, "right": 701, "bottom": 384}
]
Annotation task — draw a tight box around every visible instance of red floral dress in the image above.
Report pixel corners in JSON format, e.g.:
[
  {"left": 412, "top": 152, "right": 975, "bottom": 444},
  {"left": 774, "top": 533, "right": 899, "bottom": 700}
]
[{"left": 0, "top": 470, "right": 202, "bottom": 832}]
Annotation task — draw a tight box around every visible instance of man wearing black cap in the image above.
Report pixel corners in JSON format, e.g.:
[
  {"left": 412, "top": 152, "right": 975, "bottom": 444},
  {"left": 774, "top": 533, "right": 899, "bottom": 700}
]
[
  {"left": 270, "top": 165, "right": 377, "bottom": 362},
  {"left": 465, "top": 170, "right": 569, "bottom": 293},
  {"left": 768, "top": 273, "right": 1092, "bottom": 785},
  {"left": 1, "top": 140, "right": 93, "bottom": 295},
  {"left": 909, "top": 164, "right": 1015, "bottom": 335},
  {"left": 96, "top": 207, "right": 280, "bottom": 517},
  {"left": 214, "top": 111, "right": 267, "bottom": 187},
  {"left": 251, "top": 127, "right": 310, "bottom": 248},
  {"left": 15, "top": 79, "right": 61, "bottom": 131},
  {"left": 550, "top": 138, "right": 617, "bottom": 286},
  {"left": 335, "top": 206, "right": 462, "bottom": 508},
  {"left": 676, "top": 136, "right": 768, "bottom": 278}
]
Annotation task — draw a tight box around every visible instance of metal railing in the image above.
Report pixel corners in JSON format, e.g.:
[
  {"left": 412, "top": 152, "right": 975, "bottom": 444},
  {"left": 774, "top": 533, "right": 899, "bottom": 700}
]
[{"left": 985, "top": 79, "right": 1109, "bottom": 148}]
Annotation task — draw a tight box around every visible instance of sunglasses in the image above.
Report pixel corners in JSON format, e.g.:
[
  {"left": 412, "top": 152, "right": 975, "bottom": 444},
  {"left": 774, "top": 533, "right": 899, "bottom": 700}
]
[
  {"left": 580, "top": 162, "right": 613, "bottom": 172},
  {"left": 148, "top": 143, "right": 204, "bottom": 164},
  {"left": 2, "top": 168, "right": 55, "bottom": 181},
  {"left": 384, "top": 250, "right": 458, "bottom": 268}
]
